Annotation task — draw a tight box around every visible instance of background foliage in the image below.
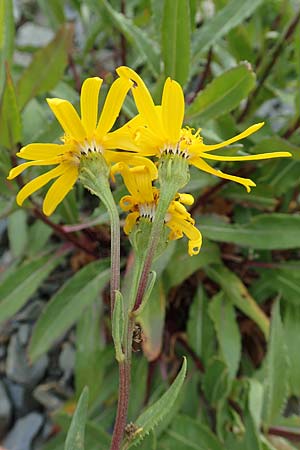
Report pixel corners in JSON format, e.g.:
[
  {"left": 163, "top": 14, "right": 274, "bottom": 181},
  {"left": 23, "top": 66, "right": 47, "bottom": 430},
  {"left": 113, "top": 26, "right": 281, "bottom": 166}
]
[{"left": 0, "top": 0, "right": 300, "bottom": 449}]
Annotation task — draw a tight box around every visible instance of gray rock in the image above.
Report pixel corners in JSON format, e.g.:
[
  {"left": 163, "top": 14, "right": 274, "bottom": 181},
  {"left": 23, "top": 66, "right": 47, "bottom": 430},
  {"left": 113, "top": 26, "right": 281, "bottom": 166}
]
[
  {"left": 33, "top": 383, "right": 65, "bottom": 411},
  {"left": 0, "top": 380, "right": 12, "bottom": 438},
  {"left": 3, "top": 412, "right": 43, "bottom": 450},
  {"left": 6, "top": 334, "right": 48, "bottom": 386},
  {"left": 18, "top": 324, "right": 30, "bottom": 346},
  {"left": 58, "top": 342, "right": 75, "bottom": 382},
  {"left": 16, "top": 23, "right": 54, "bottom": 48}
]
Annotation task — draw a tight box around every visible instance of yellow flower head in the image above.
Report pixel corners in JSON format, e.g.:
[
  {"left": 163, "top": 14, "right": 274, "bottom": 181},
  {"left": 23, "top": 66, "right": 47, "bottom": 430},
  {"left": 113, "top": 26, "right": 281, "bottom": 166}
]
[
  {"left": 114, "top": 163, "right": 202, "bottom": 256},
  {"left": 8, "top": 76, "right": 156, "bottom": 215},
  {"left": 116, "top": 66, "right": 292, "bottom": 192}
]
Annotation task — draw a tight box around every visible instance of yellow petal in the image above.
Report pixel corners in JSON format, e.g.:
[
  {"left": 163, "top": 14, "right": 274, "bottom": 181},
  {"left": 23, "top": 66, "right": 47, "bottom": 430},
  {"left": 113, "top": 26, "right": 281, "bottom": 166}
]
[
  {"left": 167, "top": 217, "right": 202, "bottom": 255},
  {"left": 124, "top": 211, "right": 140, "bottom": 235},
  {"left": 7, "top": 158, "right": 62, "bottom": 179},
  {"left": 120, "top": 195, "right": 136, "bottom": 212},
  {"left": 161, "top": 77, "right": 184, "bottom": 143},
  {"left": 80, "top": 77, "right": 103, "bottom": 138},
  {"left": 106, "top": 150, "right": 158, "bottom": 180},
  {"left": 113, "top": 162, "right": 154, "bottom": 203},
  {"left": 96, "top": 77, "right": 133, "bottom": 138},
  {"left": 116, "top": 66, "right": 165, "bottom": 135},
  {"left": 192, "top": 157, "right": 256, "bottom": 192},
  {"left": 176, "top": 193, "right": 194, "bottom": 205},
  {"left": 191, "top": 122, "right": 264, "bottom": 153},
  {"left": 47, "top": 98, "right": 86, "bottom": 142},
  {"left": 17, "top": 143, "right": 68, "bottom": 160},
  {"left": 201, "top": 151, "right": 292, "bottom": 162},
  {"left": 43, "top": 164, "right": 78, "bottom": 215},
  {"left": 103, "top": 114, "right": 146, "bottom": 152},
  {"left": 16, "top": 164, "right": 66, "bottom": 206}
]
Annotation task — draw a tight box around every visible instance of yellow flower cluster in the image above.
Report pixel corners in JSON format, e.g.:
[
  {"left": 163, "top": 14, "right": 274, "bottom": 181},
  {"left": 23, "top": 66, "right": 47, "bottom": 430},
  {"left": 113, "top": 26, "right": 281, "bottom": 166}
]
[{"left": 8, "top": 67, "right": 291, "bottom": 255}]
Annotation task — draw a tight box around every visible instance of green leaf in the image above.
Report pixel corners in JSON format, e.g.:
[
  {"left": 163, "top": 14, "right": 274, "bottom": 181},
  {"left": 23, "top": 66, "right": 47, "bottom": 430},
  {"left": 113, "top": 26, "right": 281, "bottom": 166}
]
[
  {"left": 263, "top": 301, "right": 289, "bottom": 427},
  {"left": 0, "top": 0, "right": 14, "bottom": 96},
  {"left": 75, "top": 302, "right": 106, "bottom": 408},
  {"left": 112, "top": 290, "right": 125, "bottom": 362},
  {"left": 166, "top": 414, "right": 224, "bottom": 450},
  {"left": 192, "top": 0, "right": 263, "bottom": 58},
  {"left": 101, "top": 0, "right": 160, "bottom": 77},
  {"left": 186, "top": 63, "right": 255, "bottom": 123},
  {"left": 251, "top": 137, "right": 300, "bottom": 161},
  {"left": 0, "top": 65, "right": 21, "bottom": 148},
  {"left": 29, "top": 260, "right": 110, "bottom": 362},
  {"left": 209, "top": 292, "right": 241, "bottom": 378},
  {"left": 162, "top": 0, "right": 191, "bottom": 86},
  {"left": 64, "top": 386, "right": 89, "bottom": 450},
  {"left": 37, "top": 0, "right": 65, "bottom": 29},
  {"left": 137, "top": 280, "right": 165, "bottom": 361},
  {"left": 7, "top": 209, "right": 28, "bottom": 258},
  {"left": 283, "top": 304, "right": 300, "bottom": 396},
  {"left": 205, "top": 264, "right": 269, "bottom": 339},
  {"left": 199, "top": 214, "right": 300, "bottom": 250},
  {"left": 0, "top": 253, "right": 62, "bottom": 324},
  {"left": 124, "top": 358, "right": 187, "bottom": 449},
  {"left": 203, "top": 358, "right": 231, "bottom": 406},
  {"left": 16, "top": 25, "right": 73, "bottom": 110}
]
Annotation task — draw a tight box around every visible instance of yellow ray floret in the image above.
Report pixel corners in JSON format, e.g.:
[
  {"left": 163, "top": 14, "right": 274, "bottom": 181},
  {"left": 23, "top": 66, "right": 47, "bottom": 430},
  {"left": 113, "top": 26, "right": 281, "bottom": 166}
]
[
  {"left": 116, "top": 164, "right": 202, "bottom": 255},
  {"left": 7, "top": 75, "right": 155, "bottom": 215},
  {"left": 116, "top": 66, "right": 292, "bottom": 191}
]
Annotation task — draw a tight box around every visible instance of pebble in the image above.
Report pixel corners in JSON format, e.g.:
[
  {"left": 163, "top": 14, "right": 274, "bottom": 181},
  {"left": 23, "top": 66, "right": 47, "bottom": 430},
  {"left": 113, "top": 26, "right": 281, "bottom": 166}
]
[
  {"left": 6, "top": 334, "right": 48, "bottom": 386},
  {"left": 0, "top": 380, "right": 12, "bottom": 438},
  {"left": 3, "top": 412, "right": 43, "bottom": 450}
]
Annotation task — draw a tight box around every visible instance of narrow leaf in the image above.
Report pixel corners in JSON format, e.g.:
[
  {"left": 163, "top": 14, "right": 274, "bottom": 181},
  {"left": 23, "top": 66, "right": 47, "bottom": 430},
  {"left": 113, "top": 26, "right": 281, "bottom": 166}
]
[
  {"left": 263, "top": 301, "right": 289, "bottom": 427},
  {"left": 192, "top": 0, "right": 263, "bottom": 58},
  {"left": 0, "top": 0, "right": 14, "bottom": 95},
  {"left": 7, "top": 209, "right": 28, "bottom": 258},
  {"left": 186, "top": 63, "right": 255, "bottom": 123},
  {"left": 283, "top": 304, "right": 300, "bottom": 396},
  {"left": 0, "top": 65, "right": 21, "bottom": 148},
  {"left": 29, "top": 260, "right": 110, "bottom": 362},
  {"left": 205, "top": 264, "right": 269, "bottom": 338},
  {"left": 200, "top": 214, "right": 300, "bottom": 250},
  {"left": 209, "top": 291, "right": 241, "bottom": 378},
  {"left": 0, "top": 253, "right": 62, "bottom": 324},
  {"left": 162, "top": 0, "right": 191, "bottom": 86},
  {"left": 16, "top": 25, "right": 73, "bottom": 110},
  {"left": 101, "top": 0, "right": 160, "bottom": 77},
  {"left": 124, "top": 357, "right": 187, "bottom": 448},
  {"left": 64, "top": 386, "right": 89, "bottom": 450}
]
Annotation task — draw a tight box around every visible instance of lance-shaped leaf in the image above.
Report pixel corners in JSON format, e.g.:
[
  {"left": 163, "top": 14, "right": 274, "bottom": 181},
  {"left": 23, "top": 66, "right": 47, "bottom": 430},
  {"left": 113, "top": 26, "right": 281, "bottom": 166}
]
[
  {"left": 101, "top": 0, "right": 160, "bottom": 77},
  {"left": 162, "top": 0, "right": 191, "bottom": 86},
  {"left": 64, "top": 386, "right": 89, "bottom": 450},
  {"left": 29, "top": 259, "right": 110, "bottom": 362},
  {"left": 186, "top": 63, "right": 255, "bottom": 123},
  {"left": 205, "top": 264, "right": 269, "bottom": 339},
  {"left": 192, "top": 0, "right": 263, "bottom": 59},
  {"left": 0, "top": 65, "right": 21, "bottom": 148},
  {"left": 283, "top": 304, "right": 300, "bottom": 396},
  {"left": 0, "top": 252, "right": 62, "bottom": 324},
  {"left": 200, "top": 214, "right": 300, "bottom": 250},
  {"left": 263, "top": 301, "right": 290, "bottom": 427},
  {"left": 16, "top": 25, "right": 73, "bottom": 110},
  {"left": 0, "top": 0, "right": 14, "bottom": 95},
  {"left": 124, "top": 357, "right": 187, "bottom": 449}
]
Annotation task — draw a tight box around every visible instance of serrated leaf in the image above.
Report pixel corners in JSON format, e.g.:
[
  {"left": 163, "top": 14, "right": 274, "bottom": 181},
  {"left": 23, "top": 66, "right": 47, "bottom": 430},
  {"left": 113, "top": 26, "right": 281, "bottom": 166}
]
[
  {"left": 192, "top": 0, "right": 263, "bottom": 58},
  {"left": 0, "top": 65, "right": 21, "bottom": 148},
  {"left": 29, "top": 259, "right": 110, "bottom": 362},
  {"left": 0, "top": 0, "right": 14, "bottom": 96},
  {"left": 283, "top": 304, "right": 300, "bottom": 396},
  {"left": 205, "top": 264, "right": 269, "bottom": 339},
  {"left": 0, "top": 252, "right": 62, "bottom": 324},
  {"left": 124, "top": 358, "right": 187, "bottom": 449},
  {"left": 263, "top": 301, "right": 289, "bottom": 427},
  {"left": 16, "top": 25, "right": 73, "bottom": 110},
  {"left": 162, "top": 0, "right": 191, "bottom": 86},
  {"left": 101, "top": 0, "right": 160, "bottom": 77},
  {"left": 64, "top": 386, "right": 89, "bottom": 450},
  {"left": 200, "top": 214, "right": 300, "bottom": 250},
  {"left": 209, "top": 291, "right": 241, "bottom": 379},
  {"left": 186, "top": 63, "right": 255, "bottom": 123}
]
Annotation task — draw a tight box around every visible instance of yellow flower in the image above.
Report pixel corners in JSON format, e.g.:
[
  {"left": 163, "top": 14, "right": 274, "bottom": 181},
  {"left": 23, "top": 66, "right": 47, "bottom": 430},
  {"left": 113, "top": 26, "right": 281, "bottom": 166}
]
[
  {"left": 114, "top": 163, "right": 202, "bottom": 255},
  {"left": 8, "top": 76, "right": 156, "bottom": 215},
  {"left": 116, "top": 66, "right": 292, "bottom": 192}
]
